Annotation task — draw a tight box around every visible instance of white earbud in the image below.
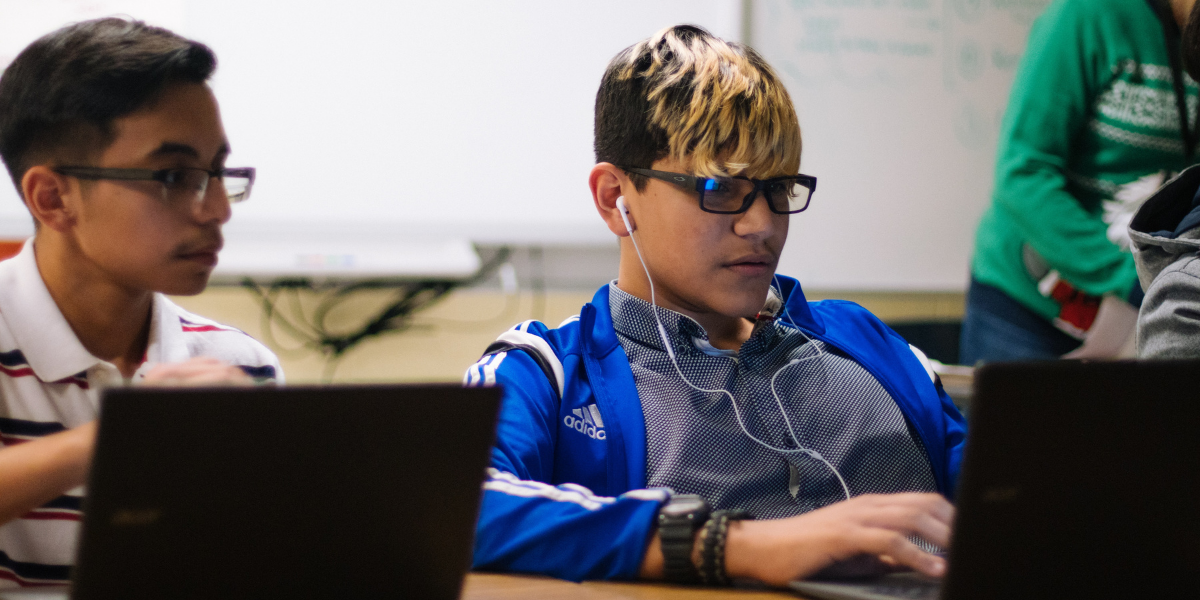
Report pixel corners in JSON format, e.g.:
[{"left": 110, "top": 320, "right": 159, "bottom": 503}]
[{"left": 616, "top": 196, "right": 634, "bottom": 234}]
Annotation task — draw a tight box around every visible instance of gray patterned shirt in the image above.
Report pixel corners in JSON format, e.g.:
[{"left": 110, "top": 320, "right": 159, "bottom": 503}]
[{"left": 609, "top": 285, "right": 936, "bottom": 519}]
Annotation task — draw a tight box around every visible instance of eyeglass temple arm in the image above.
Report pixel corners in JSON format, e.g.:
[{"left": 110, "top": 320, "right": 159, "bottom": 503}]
[
  {"left": 55, "top": 167, "right": 159, "bottom": 181},
  {"left": 621, "top": 167, "right": 704, "bottom": 190}
]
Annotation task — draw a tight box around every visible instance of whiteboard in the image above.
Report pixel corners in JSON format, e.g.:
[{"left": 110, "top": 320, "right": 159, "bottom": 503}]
[{"left": 758, "top": 0, "right": 1049, "bottom": 289}]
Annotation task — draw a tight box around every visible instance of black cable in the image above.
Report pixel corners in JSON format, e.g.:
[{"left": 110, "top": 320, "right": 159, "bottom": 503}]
[
  {"left": 241, "top": 246, "right": 513, "bottom": 366},
  {"left": 321, "top": 352, "right": 345, "bottom": 383},
  {"left": 242, "top": 279, "right": 325, "bottom": 357}
]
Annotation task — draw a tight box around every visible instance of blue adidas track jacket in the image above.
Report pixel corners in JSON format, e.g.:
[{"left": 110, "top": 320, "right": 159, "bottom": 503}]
[{"left": 463, "top": 277, "right": 967, "bottom": 582}]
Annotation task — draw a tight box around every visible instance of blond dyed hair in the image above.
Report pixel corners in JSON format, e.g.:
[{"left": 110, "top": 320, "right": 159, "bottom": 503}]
[{"left": 594, "top": 25, "right": 801, "bottom": 180}]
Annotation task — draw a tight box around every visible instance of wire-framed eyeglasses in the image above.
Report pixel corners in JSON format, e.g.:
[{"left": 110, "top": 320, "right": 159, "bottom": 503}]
[
  {"left": 621, "top": 167, "right": 816, "bottom": 214},
  {"left": 53, "top": 166, "right": 256, "bottom": 209}
]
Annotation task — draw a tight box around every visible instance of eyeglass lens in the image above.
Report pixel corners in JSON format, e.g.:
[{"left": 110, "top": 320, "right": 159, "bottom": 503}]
[
  {"left": 699, "top": 178, "right": 812, "bottom": 213},
  {"left": 161, "top": 169, "right": 252, "bottom": 206}
]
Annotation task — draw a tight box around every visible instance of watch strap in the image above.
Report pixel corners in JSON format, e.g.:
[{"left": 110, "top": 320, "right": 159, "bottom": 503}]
[{"left": 658, "top": 495, "right": 709, "bottom": 584}]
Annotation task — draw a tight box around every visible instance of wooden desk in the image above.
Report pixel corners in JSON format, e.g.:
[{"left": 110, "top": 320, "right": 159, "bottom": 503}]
[{"left": 461, "top": 573, "right": 804, "bottom": 599}]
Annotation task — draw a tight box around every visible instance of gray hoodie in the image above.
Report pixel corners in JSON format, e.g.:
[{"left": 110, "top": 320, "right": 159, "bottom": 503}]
[{"left": 1130, "top": 165, "right": 1200, "bottom": 358}]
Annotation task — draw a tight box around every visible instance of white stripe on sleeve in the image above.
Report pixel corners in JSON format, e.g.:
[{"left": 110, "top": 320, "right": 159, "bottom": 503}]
[
  {"left": 491, "top": 329, "right": 565, "bottom": 397},
  {"left": 483, "top": 469, "right": 667, "bottom": 510},
  {"left": 483, "top": 352, "right": 507, "bottom": 386},
  {"left": 908, "top": 344, "right": 937, "bottom": 384}
]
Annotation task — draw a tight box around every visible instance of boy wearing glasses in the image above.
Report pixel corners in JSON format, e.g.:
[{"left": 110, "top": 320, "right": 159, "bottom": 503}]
[
  {"left": 0, "top": 19, "right": 279, "bottom": 585},
  {"left": 465, "top": 25, "right": 965, "bottom": 587}
]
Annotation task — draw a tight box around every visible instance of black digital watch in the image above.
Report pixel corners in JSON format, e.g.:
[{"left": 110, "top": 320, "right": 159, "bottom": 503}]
[{"left": 657, "top": 494, "right": 710, "bottom": 584}]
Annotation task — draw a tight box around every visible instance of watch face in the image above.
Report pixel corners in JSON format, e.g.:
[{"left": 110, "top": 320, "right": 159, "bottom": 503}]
[{"left": 663, "top": 498, "right": 706, "bottom": 517}]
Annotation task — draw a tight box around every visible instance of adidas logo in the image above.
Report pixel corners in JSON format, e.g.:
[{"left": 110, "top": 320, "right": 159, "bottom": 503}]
[{"left": 563, "top": 403, "right": 606, "bottom": 440}]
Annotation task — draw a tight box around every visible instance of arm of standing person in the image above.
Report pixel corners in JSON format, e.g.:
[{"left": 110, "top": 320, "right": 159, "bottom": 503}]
[{"left": 993, "top": 0, "right": 1138, "bottom": 297}]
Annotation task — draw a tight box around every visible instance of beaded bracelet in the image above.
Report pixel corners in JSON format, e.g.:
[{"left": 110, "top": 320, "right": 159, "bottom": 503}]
[{"left": 699, "top": 509, "right": 750, "bottom": 585}]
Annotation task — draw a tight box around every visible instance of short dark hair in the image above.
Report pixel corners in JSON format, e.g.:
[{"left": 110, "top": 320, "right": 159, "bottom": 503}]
[
  {"left": 593, "top": 25, "right": 800, "bottom": 191},
  {"left": 0, "top": 18, "right": 217, "bottom": 198}
]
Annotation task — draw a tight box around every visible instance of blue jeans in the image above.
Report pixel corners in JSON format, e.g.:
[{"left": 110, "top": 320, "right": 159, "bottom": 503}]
[{"left": 958, "top": 278, "right": 1080, "bottom": 364}]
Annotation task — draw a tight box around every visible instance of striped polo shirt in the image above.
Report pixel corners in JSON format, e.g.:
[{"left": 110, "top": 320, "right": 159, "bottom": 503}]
[{"left": 0, "top": 240, "right": 282, "bottom": 587}]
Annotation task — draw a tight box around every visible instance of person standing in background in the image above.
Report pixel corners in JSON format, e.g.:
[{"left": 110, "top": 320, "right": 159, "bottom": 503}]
[{"left": 961, "top": 0, "right": 1199, "bottom": 363}]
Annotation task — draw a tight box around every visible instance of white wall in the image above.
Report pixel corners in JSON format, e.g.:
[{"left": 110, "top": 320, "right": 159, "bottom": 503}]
[{"left": 0, "top": 0, "right": 1048, "bottom": 290}]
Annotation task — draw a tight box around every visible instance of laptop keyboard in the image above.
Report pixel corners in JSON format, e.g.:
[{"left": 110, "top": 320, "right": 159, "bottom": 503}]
[
  {"left": 855, "top": 578, "right": 940, "bottom": 599},
  {"left": 790, "top": 573, "right": 942, "bottom": 600}
]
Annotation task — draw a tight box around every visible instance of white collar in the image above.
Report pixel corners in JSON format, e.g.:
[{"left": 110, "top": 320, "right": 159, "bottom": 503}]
[{"left": 142, "top": 293, "right": 192, "bottom": 370}]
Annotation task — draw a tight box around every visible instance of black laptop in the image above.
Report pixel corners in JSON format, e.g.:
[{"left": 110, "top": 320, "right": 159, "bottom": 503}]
[
  {"left": 791, "top": 360, "right": 1200, "bottom": 600},
  {"left": 3, "top": 384, "right": 500, "bottom": 600}
]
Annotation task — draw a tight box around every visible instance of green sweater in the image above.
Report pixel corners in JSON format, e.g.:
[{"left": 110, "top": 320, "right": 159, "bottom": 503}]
[{"left": 972, "top": 0, "right": 1199, "bottom": 321}]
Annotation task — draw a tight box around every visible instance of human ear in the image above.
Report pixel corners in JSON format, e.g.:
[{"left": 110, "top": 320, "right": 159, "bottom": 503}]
[
  {"left": 590, "top": 162, "right": 635, "bottom": 237},
  {"left": 21, "top": 166, "right": 77, "bottom": 233}
]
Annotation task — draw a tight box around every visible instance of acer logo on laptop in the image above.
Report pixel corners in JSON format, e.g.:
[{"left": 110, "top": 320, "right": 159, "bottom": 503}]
[{"left": 109, "top": 508, "right": 162, "bottom": 527}]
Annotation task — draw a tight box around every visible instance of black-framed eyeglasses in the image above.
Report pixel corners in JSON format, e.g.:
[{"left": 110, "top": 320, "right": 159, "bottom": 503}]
[
  {"left": 621, "top": 167, "right": 816, "bottom": 214},
  {"left": 53, "top": 166, "right": 256, "bottom": 208}
]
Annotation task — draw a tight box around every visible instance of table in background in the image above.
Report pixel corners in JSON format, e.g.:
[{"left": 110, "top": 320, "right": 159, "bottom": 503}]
[{"left": 461, "top": 573, "right": 804, "bottom": 599}]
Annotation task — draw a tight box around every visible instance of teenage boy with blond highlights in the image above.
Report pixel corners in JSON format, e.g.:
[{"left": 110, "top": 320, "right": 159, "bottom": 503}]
[
  {"left": 0, "top": 19, "right": 280, "bottom": 586},
  {"left": 465, "top": 25, "right": 965, "bottom": 587}
]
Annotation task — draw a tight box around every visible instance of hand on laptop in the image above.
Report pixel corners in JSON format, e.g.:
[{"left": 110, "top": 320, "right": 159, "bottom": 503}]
[
  {"left": 723, "top": 493, "right": 953, "bottom": 587},
  {"left": 142, "top": 358, "right": 253, "bottom": 386}
]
